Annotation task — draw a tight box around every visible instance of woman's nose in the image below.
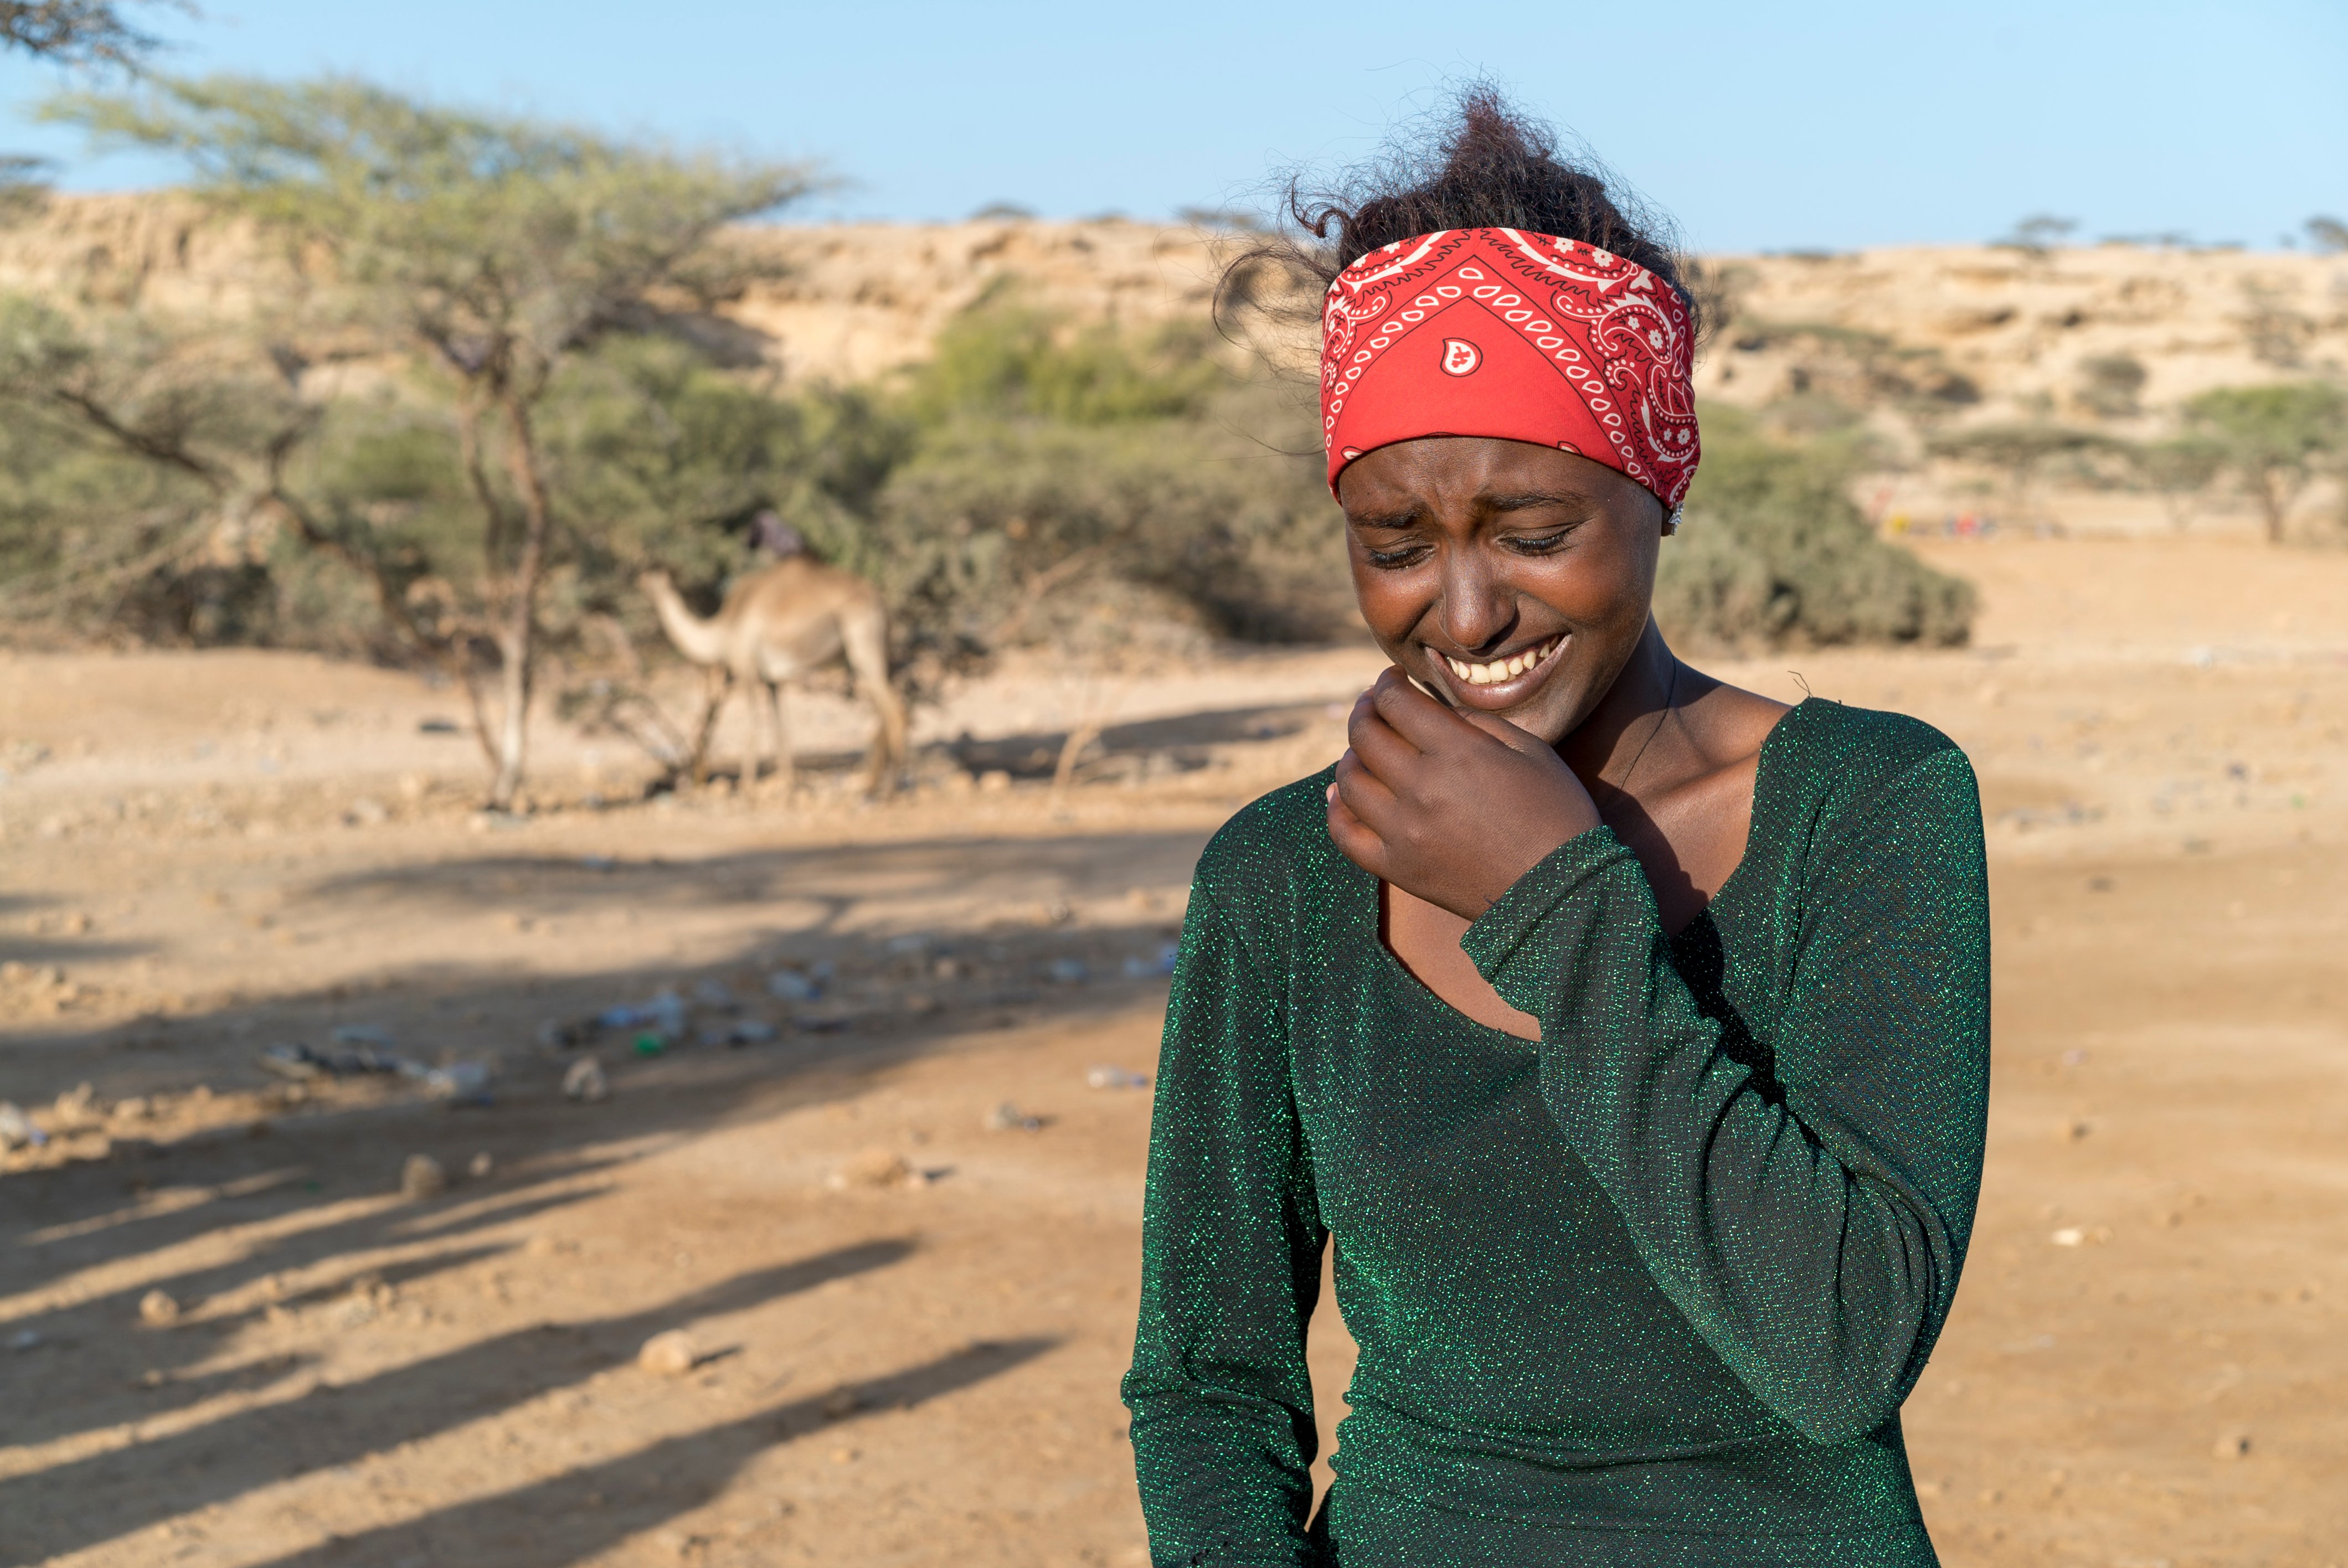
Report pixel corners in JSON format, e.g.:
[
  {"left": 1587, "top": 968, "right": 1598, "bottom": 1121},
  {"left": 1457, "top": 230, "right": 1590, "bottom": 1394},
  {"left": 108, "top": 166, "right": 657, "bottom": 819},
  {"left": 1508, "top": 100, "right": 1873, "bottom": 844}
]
[{"left": 1436, "top": 549, "right": 1515, "bottom": 652}]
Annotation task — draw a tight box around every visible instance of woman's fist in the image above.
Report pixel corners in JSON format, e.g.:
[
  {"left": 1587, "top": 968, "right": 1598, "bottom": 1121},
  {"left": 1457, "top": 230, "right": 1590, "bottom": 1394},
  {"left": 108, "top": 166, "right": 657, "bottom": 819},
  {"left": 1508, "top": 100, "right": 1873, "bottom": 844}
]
[{"left": 1326, "top": 668, "right": 1601, "bottom": 919}]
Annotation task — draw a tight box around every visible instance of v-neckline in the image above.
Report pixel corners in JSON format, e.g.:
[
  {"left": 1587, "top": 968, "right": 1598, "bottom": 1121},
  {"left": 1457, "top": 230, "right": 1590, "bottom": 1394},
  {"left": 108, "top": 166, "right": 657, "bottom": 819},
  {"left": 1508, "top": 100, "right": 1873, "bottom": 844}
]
[{"left": 1355, "top": 698, "right": 1814, "bottom": 1043}]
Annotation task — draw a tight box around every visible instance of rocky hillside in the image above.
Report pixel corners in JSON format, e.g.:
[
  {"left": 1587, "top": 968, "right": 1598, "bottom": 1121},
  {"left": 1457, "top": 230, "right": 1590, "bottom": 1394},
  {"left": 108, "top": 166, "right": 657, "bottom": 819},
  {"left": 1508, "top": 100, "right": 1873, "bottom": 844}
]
[{"left": 5, "top": 193, "right": 2342, "bottom": 523}]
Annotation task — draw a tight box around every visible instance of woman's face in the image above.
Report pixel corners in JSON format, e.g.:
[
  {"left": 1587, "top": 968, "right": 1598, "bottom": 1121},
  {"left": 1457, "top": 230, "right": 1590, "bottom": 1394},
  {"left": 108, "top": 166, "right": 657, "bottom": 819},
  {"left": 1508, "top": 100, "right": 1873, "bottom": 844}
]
[{"left": 1336, "top": 436, "right": 1668, "bottom": 746}]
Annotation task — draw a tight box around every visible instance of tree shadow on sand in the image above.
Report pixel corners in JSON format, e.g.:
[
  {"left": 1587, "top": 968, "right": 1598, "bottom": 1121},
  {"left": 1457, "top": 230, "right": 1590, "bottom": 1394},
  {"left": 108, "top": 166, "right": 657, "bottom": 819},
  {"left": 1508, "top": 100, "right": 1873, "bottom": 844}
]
[
  {"left": 238, "top": 1337, "right": 1057, "bottom": 1568},
  {"left": 2, "top": 820, "right": 1194, "bottom": 1562},
  {"left": 1, "top": 1242, "right": 923, "bottom": 1564}
]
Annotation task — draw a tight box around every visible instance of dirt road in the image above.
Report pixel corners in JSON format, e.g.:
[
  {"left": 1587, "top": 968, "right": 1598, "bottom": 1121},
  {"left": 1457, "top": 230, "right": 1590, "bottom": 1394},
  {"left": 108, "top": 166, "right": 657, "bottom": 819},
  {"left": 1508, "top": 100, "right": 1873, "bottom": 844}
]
[{"left": 2, "top": 534, "right": 2344, "bottom": 1566}]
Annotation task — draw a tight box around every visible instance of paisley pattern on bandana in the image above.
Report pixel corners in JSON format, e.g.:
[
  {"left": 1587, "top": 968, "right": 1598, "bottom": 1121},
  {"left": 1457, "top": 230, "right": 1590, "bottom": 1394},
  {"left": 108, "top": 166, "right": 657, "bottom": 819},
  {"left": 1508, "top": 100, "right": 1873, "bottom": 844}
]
[{"left": 1321, "top": 228, "right": 1700, "bottom": 508}]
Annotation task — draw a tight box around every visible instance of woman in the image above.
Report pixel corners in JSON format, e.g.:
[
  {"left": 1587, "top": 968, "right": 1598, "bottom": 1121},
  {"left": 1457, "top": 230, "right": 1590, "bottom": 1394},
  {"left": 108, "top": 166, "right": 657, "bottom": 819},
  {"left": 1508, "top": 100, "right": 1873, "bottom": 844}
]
[{"left": 1122, "top": 95, "right": 1989, "bottom": 1566}]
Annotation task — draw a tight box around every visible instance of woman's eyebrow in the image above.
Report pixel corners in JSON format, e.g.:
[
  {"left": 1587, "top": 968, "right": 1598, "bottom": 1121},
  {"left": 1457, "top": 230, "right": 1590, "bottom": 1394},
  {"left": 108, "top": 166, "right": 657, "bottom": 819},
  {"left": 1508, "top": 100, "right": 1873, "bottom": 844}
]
[
  {"left": 1481, "top": 489, "right": 1594, "bottom": 514},
  {"left": 1345, "top": 503, "right": 1428, "bottom": 530}
]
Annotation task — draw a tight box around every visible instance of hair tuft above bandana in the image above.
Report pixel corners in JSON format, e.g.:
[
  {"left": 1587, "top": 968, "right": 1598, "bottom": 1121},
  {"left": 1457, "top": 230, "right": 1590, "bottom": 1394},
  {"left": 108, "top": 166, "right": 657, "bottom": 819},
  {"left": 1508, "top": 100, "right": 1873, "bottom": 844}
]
[{"left": 1321, "top": 228, "right": 1700, "bottom": 510}]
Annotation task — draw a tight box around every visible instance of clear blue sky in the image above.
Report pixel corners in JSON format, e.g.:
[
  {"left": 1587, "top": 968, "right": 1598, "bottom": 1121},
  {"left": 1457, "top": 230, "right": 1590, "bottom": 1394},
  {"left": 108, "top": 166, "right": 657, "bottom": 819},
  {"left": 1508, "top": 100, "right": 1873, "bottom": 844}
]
[{"left": 2, "top": 1, "right": 2341, "bottom": 252}]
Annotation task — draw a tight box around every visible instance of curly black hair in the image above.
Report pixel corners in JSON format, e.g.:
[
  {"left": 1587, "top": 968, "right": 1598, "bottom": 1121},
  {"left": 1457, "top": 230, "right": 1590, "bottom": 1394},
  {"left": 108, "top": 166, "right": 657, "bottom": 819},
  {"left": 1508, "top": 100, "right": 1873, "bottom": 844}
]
[{"left": 1221, "top": 86, "right": 1700, "bottom": 343}]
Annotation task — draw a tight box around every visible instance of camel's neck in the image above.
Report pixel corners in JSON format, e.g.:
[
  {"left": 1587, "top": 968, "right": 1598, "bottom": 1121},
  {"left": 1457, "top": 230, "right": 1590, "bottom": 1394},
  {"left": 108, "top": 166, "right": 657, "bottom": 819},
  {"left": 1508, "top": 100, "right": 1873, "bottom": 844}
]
[{"left": 646, "top": 579, "right": 729, "bottom": 666}]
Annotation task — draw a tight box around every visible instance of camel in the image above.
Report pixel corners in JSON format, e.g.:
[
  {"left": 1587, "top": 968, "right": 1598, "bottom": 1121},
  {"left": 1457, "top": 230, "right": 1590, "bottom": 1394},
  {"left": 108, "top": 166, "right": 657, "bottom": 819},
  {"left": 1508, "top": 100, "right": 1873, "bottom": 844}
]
[{"left": 639, "top": 556, "right": 909, "bottom": 795}]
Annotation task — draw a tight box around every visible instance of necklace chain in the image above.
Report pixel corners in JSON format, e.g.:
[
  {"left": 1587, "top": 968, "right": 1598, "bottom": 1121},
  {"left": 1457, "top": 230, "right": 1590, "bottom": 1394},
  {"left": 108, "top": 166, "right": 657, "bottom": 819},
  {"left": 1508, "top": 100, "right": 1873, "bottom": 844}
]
[{"left": 1619, "top": 662, "right": 1680, "bottom": 795}]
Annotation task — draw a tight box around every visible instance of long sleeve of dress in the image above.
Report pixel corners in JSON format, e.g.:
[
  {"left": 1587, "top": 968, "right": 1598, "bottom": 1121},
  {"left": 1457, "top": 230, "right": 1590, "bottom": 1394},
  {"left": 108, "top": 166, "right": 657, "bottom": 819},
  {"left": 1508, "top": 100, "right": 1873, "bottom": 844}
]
[
  {"left": 1123, "top": 875, "right": 1329, "bottom": 1567},
  {"left": 1460, "top": 745, "right": 1990, "bottom": 1446}
]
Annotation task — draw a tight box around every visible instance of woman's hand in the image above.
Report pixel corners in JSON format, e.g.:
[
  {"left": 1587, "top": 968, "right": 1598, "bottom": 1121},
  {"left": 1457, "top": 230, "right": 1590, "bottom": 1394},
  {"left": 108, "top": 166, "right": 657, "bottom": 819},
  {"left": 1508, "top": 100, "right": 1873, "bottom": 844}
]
[{"left": 1326, "top": 668, "right": 1602, "bottom": 920}]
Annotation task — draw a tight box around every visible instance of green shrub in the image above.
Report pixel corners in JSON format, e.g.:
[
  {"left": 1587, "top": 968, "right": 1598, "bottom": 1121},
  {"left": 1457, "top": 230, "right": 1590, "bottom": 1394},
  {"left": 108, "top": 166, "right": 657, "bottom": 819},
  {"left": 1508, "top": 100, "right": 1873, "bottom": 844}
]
[{"left": 1657, "top": 406, "right": 1975, "bottom": 649}]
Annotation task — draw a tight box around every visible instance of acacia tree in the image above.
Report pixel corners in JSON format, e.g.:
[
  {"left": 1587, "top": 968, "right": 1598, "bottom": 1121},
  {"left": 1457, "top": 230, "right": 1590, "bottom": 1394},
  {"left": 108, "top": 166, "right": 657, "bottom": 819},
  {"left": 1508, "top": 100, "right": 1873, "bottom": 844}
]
[
  {"left": 46, "top": 76, "right": 816, "bottom": 806},
  {"left": 2183, "top": 382, "right": 2348, "bottom": 544}
]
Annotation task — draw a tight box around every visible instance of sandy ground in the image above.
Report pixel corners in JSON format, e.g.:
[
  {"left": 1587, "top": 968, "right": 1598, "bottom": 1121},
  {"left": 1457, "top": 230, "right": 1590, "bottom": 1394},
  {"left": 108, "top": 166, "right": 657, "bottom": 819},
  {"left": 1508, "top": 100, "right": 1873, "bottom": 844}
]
[{"left": 2, "top": 533, "right": 2345, "bottom": 1567}]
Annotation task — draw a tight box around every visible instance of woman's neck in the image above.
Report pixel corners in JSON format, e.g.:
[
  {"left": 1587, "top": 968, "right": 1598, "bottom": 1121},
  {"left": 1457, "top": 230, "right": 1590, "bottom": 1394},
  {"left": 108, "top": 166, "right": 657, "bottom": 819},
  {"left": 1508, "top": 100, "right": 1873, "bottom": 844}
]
[{"left": 1556, "top": 620, "right": 1687, "bottom": 795}]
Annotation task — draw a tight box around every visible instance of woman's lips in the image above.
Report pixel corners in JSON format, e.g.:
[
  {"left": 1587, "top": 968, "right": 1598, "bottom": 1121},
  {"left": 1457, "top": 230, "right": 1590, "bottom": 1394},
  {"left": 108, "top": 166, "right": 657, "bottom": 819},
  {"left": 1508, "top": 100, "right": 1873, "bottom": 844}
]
[{"left": 1429, "top": 633, "right": 1567, "bottom": 708}]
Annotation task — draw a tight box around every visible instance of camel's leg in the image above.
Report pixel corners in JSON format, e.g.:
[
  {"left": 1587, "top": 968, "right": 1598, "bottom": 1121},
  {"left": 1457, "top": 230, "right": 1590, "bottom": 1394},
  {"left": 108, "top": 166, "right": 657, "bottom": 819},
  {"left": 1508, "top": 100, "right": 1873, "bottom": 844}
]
[
  {"left": 841, "top": 608, "right": 908, "bottom": 797},
  {"left": 688, "top": 666, "right": 732, "bottom": 789},
  {"left": 740, "top": 668, "right": 768, "bottom": 785},
  {"left": 763, "top": 679, "right": 794, "bottom": 798}
]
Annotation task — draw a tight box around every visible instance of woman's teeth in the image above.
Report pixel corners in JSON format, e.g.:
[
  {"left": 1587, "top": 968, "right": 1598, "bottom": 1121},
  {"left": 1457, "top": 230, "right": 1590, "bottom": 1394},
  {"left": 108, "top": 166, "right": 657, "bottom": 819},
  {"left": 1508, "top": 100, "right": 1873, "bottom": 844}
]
[{"left": 1443, "top": 636, "right": 1563, "bottom": 687}]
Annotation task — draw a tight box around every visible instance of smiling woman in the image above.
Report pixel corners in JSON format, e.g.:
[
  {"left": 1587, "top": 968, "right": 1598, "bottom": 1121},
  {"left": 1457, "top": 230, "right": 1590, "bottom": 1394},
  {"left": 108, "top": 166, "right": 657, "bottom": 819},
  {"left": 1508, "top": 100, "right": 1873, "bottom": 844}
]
[{"left": 1124, "top": 90, "right": 1991, "bottom": 1567}]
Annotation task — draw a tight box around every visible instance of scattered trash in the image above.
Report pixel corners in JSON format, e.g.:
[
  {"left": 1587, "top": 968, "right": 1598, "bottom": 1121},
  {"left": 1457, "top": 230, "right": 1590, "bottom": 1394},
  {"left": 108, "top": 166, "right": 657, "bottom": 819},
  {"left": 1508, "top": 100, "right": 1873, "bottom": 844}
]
[
  {"left": 599, "top": 991, "right": 688, "bottom": 1040},
  {"left": 828, "top": 1148, "right": 912, "bottom": 1190},
  {"left": 633, "top": 1034, "right": 666, "bottom": 1057},
  {"left": 138, "top": 1288, "right": 182, "bottom": 1327},
  {"left": 885, "top": 933, "right": 933, "bottom": 957},
  {"left": 1045, "top": 957, "right": 1089, "bottom": 984},
  {"left": 8, "top": 1328, "right": 41, "bottom": 1352},
  {"left": 259, "top": 1041, "right": 398, "bottom": 1081},
  {"left": 725, "top": 1019, "right": 777, "bottom": 1046},
  {"left": 331, "top": 1023, "right": 398, "bottom": 1050},
  {"left": 417, "top": 717, "right": 462, "bottom": 734},
  {"left": 637, "top": 1329, "right": 699, "bottom": 1376},
  {"left": 1087, "top": 1066, "right": 1151, "bottom": 1091},
  {"left": 537, "top": 1017, "right": 586, "bottom": 1050},
  {"left": 986, "top": 1102, "right": 1043, "bottom": 1132},
  {"left": 562, "top": 1058, "right": 609, "bottom": 1102},
  {"left": 766, "top": 969, "right": 820, "bottom": 1003},
  {"left": 401, "top": 1153, "right": 448, "bottom": 1200},
  {"left": 1123, "top": 944, "right": 1181, "bottom": 978},
  {"left": 0, "top": 1101, "right": 45, "bottom": 1151},
  {"left": 467, "top": 1152, "right": 495, "bottom": 1180},
  {"left": 423, "top": 1062, "right": 492, "bottom": 1105},
  {"left": 2050, "top": 1227, "right": 2083, "bottom": 1247},
  {"left": 692, "top": 979, "right": 738, "bottom": 1011},
  {"left": 2213, "top": 1428, "right": 2252, "bottom": 1461}
]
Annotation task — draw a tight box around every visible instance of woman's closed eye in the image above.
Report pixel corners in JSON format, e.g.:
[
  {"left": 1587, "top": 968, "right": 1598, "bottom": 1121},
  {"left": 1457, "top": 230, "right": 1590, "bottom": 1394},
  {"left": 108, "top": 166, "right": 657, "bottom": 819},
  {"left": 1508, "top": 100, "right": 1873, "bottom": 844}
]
[{"left": 1362, "top": 538, "right": 1434, "bottom": 569}]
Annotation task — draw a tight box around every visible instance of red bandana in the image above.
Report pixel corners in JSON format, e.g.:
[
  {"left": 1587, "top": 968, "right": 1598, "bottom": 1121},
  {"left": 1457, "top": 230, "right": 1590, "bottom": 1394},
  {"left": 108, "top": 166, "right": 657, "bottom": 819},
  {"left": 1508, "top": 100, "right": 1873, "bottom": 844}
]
[{"left": 1320, "top": 228, "right": 1700, "bottom": 510}]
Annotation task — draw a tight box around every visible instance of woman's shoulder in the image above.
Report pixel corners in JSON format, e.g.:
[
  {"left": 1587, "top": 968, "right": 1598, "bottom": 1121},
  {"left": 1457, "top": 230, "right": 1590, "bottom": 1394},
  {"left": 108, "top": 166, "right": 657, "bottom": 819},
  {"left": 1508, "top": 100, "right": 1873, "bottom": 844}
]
[
  {"left": 1770, "top": 697, "right": 1980, "bottom": 830},
  {"left": 1188, "top": 765, "right": 1345, "bottom": 919}
]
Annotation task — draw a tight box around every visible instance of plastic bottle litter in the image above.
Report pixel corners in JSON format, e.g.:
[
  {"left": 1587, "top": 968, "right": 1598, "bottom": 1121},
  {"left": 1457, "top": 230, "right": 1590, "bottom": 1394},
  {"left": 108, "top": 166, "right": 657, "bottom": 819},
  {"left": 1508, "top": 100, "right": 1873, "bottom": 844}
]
[
  {"left": 766, "top": 969, "right": 820, "bottom": 1003},
  {"left": 985, "top": 1101, "right": 1043, "bottom": 1132},
  {"left": 260, "top": 1041, "right": 414, "bottom": 1080},
  {"left": 423, "top": 1062, "right": 492, "bottom": 1105},
  {"left": 595, "top": 989, "right": 687, "bottom": 1039},
  {"left": 0, "top": 1101, "right": 44, "bottom": 1151},
  {"left": 1086, "top": 1066, "right": 1151, "bottom": 1091},
  {"left": 562, "top": 1057, "right": 609, "bottom": 1102}
]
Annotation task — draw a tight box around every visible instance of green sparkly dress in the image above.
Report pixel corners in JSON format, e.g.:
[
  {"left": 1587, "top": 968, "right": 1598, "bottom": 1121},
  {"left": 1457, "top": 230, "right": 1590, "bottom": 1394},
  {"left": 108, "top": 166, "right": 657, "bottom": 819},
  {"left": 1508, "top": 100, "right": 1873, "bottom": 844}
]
[{"left": 1123, "top": 699, "right": 1990, "bottom": 1567}]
